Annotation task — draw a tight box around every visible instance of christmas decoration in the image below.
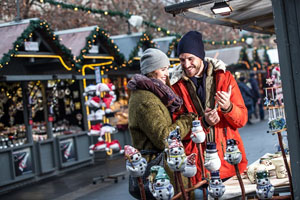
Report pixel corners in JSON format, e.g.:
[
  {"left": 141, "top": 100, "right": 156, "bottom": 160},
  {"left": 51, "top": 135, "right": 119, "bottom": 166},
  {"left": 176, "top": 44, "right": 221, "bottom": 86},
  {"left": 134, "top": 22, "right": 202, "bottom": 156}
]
[
  {"left": 224, "top": 139, "right": 242, "bottom": 165},
  {"left": 182, "top": 153, "right": 197, "bottom": 178},
  {"left": 190, "top": 120, "right": 206, "bottom": 144},
  {"left": 166, "top": 139, "right": 187, "bottom": 172},
  {"left": 256, "top": 170, "right": 274, "bottom": 199},
  {"left": 124, "top": 145, "right": 147, "bottom": 178},
  {"left": 150, "top": 166, "right": 174, "bottom": 200},
  {"left": 204, "top": 142, "right": 221, "bottom": 172},
  {"left": 208, "top": 171, "right": 226, "bottom": 198}
]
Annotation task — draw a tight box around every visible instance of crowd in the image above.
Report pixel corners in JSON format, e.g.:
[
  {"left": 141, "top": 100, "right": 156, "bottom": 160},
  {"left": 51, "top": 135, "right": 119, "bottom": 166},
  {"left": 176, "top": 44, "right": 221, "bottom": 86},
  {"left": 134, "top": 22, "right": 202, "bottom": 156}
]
[{"left": 237, "top": 73, "right": 265, "bottom": 125}]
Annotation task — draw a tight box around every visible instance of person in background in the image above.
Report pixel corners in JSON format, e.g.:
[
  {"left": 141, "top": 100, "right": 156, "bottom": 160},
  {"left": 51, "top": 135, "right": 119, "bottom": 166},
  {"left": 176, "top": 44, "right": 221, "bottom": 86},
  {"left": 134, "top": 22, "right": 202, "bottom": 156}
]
[
  {"left": 238, "top": 76, "right": 254, "bottom": 124},
  {"left": 127, "top": 48, "right": 194, "bottom": 198},
  {"left": 249, "top": 73, "right": 265, "bottom": 121},
  {"left": 171, "top": 31, "right": 248, "bottom": 193}
]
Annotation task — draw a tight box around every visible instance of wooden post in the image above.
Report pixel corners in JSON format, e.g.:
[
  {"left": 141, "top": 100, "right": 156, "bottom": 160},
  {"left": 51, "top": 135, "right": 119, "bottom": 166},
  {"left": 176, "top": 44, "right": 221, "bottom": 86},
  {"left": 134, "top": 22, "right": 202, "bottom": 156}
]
[
  {"left": 277, "top": 132, "right": 294, "bottom": 200},
  {"left": 234, "top": 164, "right": 245, "bottom": 200},
  {"left": 197, "top": 144, "right": 207, "bottom": 200},
  {"left": 175, "top": 171, "right": 188, "bottom": 200}
]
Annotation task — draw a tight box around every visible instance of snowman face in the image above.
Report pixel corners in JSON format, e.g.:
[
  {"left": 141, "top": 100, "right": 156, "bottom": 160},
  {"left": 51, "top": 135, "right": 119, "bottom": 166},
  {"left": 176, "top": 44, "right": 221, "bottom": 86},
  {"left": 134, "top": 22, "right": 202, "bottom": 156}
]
[
  {"left": 257, "top": 178, "right": 269, "bottom": 185},
  {"left": 211, "top": 178, "right": 221, "bottom": 185},
  {"left": 131, "top": 152, "right": 142, "bottom": 162},
  {"left": 170, "top": 147, "right": 184, "bottom": 155},
  {"left": 226, "top": 145, "right": 237, "bottom": 152},
  {"left": 155, "top": 178, "right": 170, "bottom": 187}
]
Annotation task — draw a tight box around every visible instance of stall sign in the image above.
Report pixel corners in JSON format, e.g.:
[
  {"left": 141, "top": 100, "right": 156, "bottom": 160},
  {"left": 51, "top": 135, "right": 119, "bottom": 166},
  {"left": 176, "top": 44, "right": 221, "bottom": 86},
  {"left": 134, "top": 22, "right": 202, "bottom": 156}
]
[
  {"left": 24, "top": 41, "right": 39, "bottom": 52},
  {"left": 13, "top": 148, "right": 33, "bottom": 176},
  {"left": 60, "top": 138, "right": 76, "bottom": 163},
  {"left": 88, "top": 45, "right": 99, "bottom": 54}
]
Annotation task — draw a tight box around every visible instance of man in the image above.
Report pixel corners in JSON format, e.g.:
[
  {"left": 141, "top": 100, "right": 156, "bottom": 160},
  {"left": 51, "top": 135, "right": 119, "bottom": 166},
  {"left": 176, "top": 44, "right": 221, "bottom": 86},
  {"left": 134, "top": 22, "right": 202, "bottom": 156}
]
[
  {"left": 171, "top": 31, "right": 248, "bottom": 186},
  {"left": 249, "top": 73, "right": 265, "bottom": 120}
]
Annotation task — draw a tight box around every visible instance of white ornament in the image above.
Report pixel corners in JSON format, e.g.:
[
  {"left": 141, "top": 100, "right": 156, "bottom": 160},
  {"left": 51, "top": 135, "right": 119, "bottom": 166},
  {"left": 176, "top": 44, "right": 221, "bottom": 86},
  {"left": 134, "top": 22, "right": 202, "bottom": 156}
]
[
  {"left": 204, "top": 142, "right": 221, "bottom": 172},
  {"left": 224, "top": 139, "right": 242, "bottom": 165},
  {"left": 151, "top": 167, "right": 174, "bottom": 200},
  {"left": 256, "top": 170, "right": 274, "bottom": 199},
  {"left": 208, "top": 171, "right": 226, "bottom": 198},
  {"left": 191, "top": 120, "right": 206, "bottom": 143},
  {"left": 166, "top": 140, "right": 186, "bottom": 172},
  {"left": 124, "top": 145, "right": 147, "bottom": 177},
  {"left": 182, "top": 153, "right": 197, "bottom": 177}
]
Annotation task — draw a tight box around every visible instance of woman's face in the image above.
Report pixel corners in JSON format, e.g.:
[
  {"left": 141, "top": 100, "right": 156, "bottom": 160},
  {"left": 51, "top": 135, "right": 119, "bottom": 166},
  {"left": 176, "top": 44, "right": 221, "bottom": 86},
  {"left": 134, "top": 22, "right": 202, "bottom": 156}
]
[{"left": 153, "top": 66, "right": 169, "bottom": 84}]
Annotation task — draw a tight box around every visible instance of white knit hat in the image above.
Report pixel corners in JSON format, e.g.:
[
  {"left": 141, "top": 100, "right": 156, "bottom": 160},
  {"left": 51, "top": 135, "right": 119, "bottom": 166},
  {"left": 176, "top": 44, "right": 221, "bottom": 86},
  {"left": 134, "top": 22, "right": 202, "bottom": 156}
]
[{"left": 140, "top": 48, "right": 170, "bottom": 75}]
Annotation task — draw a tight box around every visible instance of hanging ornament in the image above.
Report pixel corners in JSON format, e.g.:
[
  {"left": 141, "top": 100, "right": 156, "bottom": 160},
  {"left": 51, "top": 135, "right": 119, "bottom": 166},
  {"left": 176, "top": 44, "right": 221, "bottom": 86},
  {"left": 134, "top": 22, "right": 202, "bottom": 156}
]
[
  {"left": 124, "top": 145, "right": 147, "bottom": 177},
  {"left": 208, "top": 171, "right": 226, "bottom": 198},
  {"left": 256, "top": 170, "right": 274, "bottom": 199},
  {"left": 150, "top": 166, "right": 174, "bottom": 200},
  {"left": 204, "top": 142, "right": 221, "bottom": 172},
  {"left": 224, "top": 139, "right": 242, "bottom": 165},
  {"left": 182, "top": 153, "right": 197, "bottom": 177},
  {"left": 191, "top": 120, "right": 206, "bottom": 143}
]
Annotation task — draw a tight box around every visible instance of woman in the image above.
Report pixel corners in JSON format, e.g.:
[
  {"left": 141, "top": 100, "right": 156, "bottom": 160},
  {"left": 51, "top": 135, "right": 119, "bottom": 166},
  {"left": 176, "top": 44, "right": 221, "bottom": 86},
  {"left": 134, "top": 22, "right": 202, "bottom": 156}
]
[{"left": 127, "top": 48, "right": 194, "bottom": 198}]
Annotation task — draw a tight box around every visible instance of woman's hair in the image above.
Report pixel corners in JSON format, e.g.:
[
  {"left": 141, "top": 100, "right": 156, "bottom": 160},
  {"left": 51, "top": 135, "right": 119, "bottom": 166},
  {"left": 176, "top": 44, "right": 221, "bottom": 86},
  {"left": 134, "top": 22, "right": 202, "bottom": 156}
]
[{"left": 146, "top": 71, "right": 171, "bottom": 87}]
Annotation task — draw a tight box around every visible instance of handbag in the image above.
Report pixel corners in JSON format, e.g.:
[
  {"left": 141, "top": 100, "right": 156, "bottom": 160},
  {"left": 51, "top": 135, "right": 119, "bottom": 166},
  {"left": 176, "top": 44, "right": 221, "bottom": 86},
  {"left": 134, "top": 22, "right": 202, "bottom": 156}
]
[{"left": 128, "top": 150, "right": 165, "bottom": 200}]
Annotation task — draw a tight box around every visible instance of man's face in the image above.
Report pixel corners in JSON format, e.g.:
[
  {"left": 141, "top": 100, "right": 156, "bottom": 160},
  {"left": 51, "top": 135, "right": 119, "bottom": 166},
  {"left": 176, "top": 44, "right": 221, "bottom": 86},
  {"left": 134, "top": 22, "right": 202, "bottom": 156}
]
[{"left": 179, "top": 53, "right": 204, "bottom": 77}]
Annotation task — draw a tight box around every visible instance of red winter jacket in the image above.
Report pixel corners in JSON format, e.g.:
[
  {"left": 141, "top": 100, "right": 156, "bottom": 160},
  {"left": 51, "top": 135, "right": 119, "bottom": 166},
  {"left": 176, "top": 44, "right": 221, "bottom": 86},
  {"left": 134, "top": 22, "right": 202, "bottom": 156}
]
[{"left": 171, "top": 61, "right": 248, "bottom": 185}]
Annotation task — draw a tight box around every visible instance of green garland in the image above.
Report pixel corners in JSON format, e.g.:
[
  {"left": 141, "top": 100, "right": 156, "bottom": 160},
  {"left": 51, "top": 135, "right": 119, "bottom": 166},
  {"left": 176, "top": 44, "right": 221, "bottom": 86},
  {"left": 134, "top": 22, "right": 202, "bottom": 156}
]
[
  {"left": 167, "top": 36, "right": 181, "bottom": 57},
  {"left": 0, "top": 19, "right": 79, "bottom": 69},
  {"left": 127, "top": 32, "right": 156, "bottom": 65},
  {"left": 252, "top": 48, "right": 262, "bottom": 69},
  {"left": 76, "top": 26, "right": 126, "bottom": 69},
  {"left": 41, "top": 0, "right": 270, "bottom": 46}
]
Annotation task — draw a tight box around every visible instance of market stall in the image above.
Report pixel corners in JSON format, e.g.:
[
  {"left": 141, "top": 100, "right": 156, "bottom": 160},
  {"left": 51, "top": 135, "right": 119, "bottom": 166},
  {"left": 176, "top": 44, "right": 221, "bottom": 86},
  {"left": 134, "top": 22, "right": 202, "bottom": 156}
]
[{"left": 0, "top": 18, "right": 92, "bottom": 192}]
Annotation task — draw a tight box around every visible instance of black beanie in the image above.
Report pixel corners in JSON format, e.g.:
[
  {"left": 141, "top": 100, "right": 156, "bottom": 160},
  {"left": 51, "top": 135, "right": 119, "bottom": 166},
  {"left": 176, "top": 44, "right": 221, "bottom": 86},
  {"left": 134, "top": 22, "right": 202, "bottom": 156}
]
[{"left": 177, "top": 31, "right": 205, "bottom": 60}]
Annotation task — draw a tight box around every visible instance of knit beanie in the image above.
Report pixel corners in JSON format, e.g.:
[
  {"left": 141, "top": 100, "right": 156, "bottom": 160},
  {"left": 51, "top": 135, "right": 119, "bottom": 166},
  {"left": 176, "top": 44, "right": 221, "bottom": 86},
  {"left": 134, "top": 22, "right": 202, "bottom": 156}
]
[
  {"left": 140, "top": 48, "right": 170, "bottom": 75},
  {"left": 177, "top": 31, "right": 205, "bottom": 60}
]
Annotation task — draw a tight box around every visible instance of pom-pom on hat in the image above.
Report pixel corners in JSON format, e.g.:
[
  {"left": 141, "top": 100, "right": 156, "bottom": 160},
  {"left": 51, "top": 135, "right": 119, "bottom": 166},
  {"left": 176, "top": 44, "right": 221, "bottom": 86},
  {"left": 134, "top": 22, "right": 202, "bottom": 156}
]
[
  {"left": 140, "top": 48, "right": 170, "bottom": 75},
  {"left": 124, "top": 145, "right": 139, "bottom": 158},
  {"left": 177, "top": 31, "right": 205, "bottom": 60}
]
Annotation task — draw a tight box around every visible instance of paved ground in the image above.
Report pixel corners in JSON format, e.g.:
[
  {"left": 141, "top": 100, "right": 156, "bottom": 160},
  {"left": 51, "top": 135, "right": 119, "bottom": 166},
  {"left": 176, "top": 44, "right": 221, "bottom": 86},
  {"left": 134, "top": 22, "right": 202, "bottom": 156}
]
[{"left": 0, "top": 116, "right": 286, "bottom": 200}]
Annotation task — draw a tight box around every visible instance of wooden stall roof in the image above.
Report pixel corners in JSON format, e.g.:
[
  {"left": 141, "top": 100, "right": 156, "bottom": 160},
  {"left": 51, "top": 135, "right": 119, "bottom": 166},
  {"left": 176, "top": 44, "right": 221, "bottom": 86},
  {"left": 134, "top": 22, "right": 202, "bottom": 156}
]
[
  {"left": 0, "top": 18, "right": 37, "bottom": 61},
  {"left": 55, "top": 26, "right": 97, "bottom": 57},
  {"left": 165, "top": 0, "right": 274, "bottom": 35}
]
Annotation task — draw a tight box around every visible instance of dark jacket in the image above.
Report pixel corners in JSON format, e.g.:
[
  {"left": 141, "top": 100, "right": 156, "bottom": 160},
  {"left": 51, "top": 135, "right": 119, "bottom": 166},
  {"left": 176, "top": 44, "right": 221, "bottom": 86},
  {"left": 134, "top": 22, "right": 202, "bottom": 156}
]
[{"left": 238, "top": 81, "right": 254, "bottom": 107}]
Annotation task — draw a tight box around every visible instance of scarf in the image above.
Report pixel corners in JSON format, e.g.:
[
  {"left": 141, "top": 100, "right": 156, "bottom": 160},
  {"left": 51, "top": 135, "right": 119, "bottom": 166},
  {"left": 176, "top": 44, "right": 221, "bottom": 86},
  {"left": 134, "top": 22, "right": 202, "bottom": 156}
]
[
  {"left": 127, "top": 74, "right": 183, "bottom": 113},
  {"left": 189, "top": 61, "right": 208, "bottom": 107}
]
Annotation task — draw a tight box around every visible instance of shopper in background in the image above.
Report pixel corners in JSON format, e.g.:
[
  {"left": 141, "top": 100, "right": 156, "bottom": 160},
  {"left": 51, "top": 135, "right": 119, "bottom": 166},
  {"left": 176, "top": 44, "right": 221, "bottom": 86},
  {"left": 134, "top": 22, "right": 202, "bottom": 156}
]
[
  {"left": 238, "top": 76, "right": 254, "bottom": 124},
  {"left": 249, "top": 73, "right": 265, "bottom": 121}
]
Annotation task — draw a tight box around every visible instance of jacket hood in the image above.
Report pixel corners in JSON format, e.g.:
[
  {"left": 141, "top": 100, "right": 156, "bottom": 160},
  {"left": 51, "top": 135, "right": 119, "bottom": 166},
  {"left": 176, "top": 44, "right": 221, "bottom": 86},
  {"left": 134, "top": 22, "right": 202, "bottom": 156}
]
[{"left": 170, "top": 57, "right": 227, "bottom": 85}]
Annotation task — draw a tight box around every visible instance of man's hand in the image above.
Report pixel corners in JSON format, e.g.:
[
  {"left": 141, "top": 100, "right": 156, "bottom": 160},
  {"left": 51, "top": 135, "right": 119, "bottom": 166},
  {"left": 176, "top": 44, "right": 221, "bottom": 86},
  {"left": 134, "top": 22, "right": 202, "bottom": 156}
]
[
  {"left": 215, "top": 85, "right": 232, "bottom": 111},
  {"left": 204, "top": 107, "right": 220, "bottom": 126}
]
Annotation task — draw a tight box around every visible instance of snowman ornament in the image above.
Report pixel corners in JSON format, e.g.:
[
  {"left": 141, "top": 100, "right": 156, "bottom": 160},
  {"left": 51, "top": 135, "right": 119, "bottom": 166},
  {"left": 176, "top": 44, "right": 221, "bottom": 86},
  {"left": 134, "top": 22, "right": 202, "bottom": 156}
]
[
  {"left": 204, "top": 142, "right": 221, "bottom": 172},
  {"left": 182, "top": 153, "right": 197, "bottom": 177},
  {"left": 151, "top": 167, "right": 174, "bottom": 200},
  {"left": 124, "top": 145, "right": 147, "bottom": 177},
  {"left": 256, "top": 170, "right": 275, "bottom": 199},
  {"left": 224, "top": 139, "right": 242, "bottom": 165},
  {"left": 191, "top": 120, "right": 206, "bottom": 143},
  {"left": 208, "top": 171, "right": 226, "bottom": 198},
  {"left": 167, "top": 126, "right": 181, "bottom": 145},
  {"left": 166, "top": 140, "right": 187, "bottom": 171}
]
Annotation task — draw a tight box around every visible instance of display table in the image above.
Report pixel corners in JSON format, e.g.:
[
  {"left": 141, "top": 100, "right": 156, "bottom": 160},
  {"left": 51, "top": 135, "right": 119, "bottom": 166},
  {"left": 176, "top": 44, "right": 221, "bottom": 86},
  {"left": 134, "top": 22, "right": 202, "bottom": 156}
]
[{"left": 219, "top": 153, "right": 290, "bottom": 199}]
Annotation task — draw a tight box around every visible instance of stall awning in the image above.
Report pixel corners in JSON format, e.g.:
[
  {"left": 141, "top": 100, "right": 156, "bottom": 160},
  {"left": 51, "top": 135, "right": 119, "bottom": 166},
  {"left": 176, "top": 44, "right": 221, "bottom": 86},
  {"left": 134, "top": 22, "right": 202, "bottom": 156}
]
[{"left": 165, "top": 0, "right": 274, "bottom": 34}]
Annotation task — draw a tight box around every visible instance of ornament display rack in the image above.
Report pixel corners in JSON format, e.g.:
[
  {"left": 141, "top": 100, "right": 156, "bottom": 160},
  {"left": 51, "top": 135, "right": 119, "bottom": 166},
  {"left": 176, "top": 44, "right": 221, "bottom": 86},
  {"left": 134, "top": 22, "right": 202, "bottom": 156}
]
[
  {"left": 264, "top": 84, "right": 294, "bottom": 199},
  {"left": 82, "top": 66, "right": 125, "bottom": 184}
]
